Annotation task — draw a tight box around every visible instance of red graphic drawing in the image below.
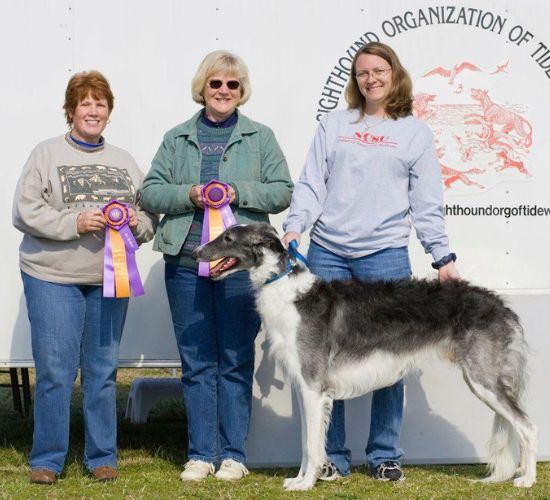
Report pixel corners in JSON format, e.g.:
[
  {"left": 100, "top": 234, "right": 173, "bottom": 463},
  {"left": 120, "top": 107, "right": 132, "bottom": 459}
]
[
  {"left": 490, "top": 60, "right": 509, "bottom": 75},
  {"left": 415, "top": 60, "right": 533, "bottom": 192},
  {"left": 436, "top": 146, "right": 485, "bottom": 190},
  {"left": 467, "top": 89, "right": 533, "bottom": 148},
  {"left": 412, "top": 93, "right": 436, "bottom": 121},
  {"left": 496, "top": 150, "right": 531, "bottom": 177},
  {"left": 422, "top": 61, "right": 481, "bottom": 85}
]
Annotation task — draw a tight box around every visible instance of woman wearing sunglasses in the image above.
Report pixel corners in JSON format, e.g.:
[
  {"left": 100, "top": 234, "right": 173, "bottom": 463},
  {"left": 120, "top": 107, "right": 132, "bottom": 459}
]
[{"left": 140, "top": 50, "right": 293, "bottom": 481}]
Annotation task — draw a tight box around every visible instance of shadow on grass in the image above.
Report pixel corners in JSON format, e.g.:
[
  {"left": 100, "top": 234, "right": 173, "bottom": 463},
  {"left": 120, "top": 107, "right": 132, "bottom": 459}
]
[
  {"left": 406, "top": 462, "right": 488, "bottom": 481},
  {"left": 0, "top": 371, "right": 188, "bottom": 474}
]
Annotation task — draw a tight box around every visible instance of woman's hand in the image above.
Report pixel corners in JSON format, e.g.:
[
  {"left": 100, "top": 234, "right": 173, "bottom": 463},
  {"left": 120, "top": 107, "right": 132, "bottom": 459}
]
[
  {"left": 77, "top": 209, "right": 106, "bottom": 234},
  {"left": 228, "top": 185, "right": 236, "bottom": 204},
  {"left": 128, "top": 207, "right": 138, "bottom": 228},
  {"left": 281, "top": 231, "right": 301, "bottom": 249},
  {"left": 191, "top": 184, "right": 235, "bottom": 207},
  {"left": 438, "top": 261, "right": 461, "bottom": 282},
  {"left": 190, "top": 185, "right": 204, "bottom": 208}
]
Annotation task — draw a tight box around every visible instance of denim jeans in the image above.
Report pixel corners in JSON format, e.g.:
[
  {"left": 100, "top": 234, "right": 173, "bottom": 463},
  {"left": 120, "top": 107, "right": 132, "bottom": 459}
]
[
  {"left": 165, "top": 264, "right": 260, "bottom": 464},
  {"left": 22, "top": 272, "right": 128, "bottom": 474},
  {"left": 307, "top": 241, "right": 412, "bottom": 475}
]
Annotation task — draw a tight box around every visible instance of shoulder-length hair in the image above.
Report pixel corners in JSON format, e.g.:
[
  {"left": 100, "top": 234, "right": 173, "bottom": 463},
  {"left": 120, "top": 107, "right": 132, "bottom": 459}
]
[
  {"left": 345, "top": 42, "right": 413, "bottom": 120},
  {"left": 191, "top": 50, "right": 251, "bottom": 106}
]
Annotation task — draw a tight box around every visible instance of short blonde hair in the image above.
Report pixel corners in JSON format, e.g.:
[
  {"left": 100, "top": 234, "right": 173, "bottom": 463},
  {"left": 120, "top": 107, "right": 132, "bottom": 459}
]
[
  {"left": 345, "top": 42, "right": 413, "bottom": 120},
  {"left": 191, "top": 50, "right": 251, "bottom": 106},
  {"left": 63, "top": 70, "right": 114, "bottom": 126}
]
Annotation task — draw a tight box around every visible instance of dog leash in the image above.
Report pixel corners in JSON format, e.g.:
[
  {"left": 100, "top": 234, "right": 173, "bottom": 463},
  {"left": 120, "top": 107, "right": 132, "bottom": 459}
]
[
  {"left": 288, "top": 240, "right": 309, "bottom": 267},
  {"left": 264, "top": 240, "right": 309, "bottom": 285}
]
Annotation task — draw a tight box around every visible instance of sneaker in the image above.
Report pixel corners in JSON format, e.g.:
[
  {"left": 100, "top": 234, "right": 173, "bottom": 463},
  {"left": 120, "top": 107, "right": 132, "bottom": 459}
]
[
  {"left": 319, "top": 462, "right": 342, "bottom": 481},
  {"left": 371, "top": 461, "right": 405, "bottom": 481},
  {"left": 179, "top": 460, "right": 215, "bottom": 481},
  {"left": 215, "top": 459, "right": 249, "bottom": 481}
]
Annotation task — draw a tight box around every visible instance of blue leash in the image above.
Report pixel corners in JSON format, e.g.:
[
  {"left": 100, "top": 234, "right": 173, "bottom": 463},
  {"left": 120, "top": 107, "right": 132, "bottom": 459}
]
[
  {"left": 264, "top": 239, "right": 308, "bottom": 285},
  {"left": 287, "top": 240, "right": 309, "bottom": 267}
]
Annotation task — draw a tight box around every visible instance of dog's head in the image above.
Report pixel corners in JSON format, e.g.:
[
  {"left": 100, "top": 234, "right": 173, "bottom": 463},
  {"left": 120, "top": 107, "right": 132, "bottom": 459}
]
[{"left": 193, "top": 223, "right": 286, "bottom": 281}]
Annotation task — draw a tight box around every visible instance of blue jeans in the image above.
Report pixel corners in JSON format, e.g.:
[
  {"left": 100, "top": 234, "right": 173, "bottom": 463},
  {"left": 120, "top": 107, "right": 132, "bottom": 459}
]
[
  {"left": 307, "top": 241, "right": 412, "bottom": 475},
  {"left": 165, "top": 264, "right": 260, "bottom": 464},
  {"left": 22, "top": 272, "right": 128, "bottom": 474}
]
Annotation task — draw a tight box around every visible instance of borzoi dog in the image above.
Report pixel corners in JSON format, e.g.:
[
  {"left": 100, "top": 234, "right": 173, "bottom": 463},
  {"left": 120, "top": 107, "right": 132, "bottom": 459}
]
[{"left": 193, "top": 223, "right": 537, "bottom": 491}]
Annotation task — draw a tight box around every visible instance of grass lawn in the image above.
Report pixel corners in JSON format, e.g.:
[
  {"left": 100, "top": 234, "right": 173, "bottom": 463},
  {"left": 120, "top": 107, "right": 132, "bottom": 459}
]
[{"left": 0, "top": 368, "right": 548, "bottom": 499}]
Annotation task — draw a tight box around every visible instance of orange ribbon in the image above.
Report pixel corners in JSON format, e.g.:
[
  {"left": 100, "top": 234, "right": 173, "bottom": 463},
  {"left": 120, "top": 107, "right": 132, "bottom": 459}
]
[{"left": 110, "top": 228, "right": 131, "bottom": 297}]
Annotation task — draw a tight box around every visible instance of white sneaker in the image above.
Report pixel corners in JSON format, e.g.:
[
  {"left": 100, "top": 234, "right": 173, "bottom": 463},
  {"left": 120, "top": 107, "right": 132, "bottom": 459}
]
[
  {"left": 215, "top": 459, "right": 249, "bottom": 481},
  {"left": 179, "top": 460, "right": 215, "bottom": 481}
]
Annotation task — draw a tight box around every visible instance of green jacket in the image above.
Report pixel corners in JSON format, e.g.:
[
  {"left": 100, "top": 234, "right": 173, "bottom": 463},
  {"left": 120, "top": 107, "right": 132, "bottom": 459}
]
[{"left": 140, "top": 110, "right": 293, "bottom": 256}]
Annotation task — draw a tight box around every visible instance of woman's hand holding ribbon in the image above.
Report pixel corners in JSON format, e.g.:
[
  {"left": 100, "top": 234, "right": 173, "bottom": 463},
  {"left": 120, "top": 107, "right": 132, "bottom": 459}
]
[
  {"left": 128, "top": 207, "right": 138, "bottom": 228},
  {"left": 190, "top": 185, "right": 205, "bottom": 208},
  {"left": 191, "top": 184, "right": 236, "bottom": 208},
  {"left": 77, "top": 209, "right": 106, "bottom": 234}
]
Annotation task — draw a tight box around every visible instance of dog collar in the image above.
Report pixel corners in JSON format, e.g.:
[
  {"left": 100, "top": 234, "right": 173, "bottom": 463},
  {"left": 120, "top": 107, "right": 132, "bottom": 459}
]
[
  {"left": 264, "top": 241, "right": 308, "bottom": 285},
  {"left": 264, "top": 259, "right": 294, "bottom": 285}
]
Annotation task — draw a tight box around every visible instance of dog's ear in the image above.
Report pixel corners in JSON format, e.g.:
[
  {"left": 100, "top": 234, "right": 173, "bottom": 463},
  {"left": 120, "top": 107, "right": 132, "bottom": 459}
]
[
  {"left": 249, "top": 225, "right": 285, "bottom": 256},
  {"left": 257, "top": 223, "right": 279, "bottom": 237}
]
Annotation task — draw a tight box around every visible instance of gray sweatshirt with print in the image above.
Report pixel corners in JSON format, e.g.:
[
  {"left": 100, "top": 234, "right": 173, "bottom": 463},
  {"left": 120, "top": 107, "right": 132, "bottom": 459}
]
[
  {"left": 13, "top": 134, "right": 157, "bottom": 285},
  {"left": 283, "top": 109, "right": 451, "bottom": 261}
]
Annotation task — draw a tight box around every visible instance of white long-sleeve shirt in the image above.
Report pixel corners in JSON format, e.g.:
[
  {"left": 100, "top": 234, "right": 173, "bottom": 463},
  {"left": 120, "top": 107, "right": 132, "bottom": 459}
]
[{"left": 284, "top": 109, "right": 450, "bottom": 261}]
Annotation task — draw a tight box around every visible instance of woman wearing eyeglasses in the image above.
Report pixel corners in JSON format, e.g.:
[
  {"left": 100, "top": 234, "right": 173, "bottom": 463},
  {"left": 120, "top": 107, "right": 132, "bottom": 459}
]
[
  {"left": 140, "top": 50, "right": 292, "bottom": 481},
  {"left": 282, "top": 42, "right": 460, "bottom": 482}
]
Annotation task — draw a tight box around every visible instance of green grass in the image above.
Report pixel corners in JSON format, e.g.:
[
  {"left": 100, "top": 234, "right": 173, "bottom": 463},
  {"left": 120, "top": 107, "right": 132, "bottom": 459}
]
[{"left": 1, "top": 369, "right": 548, "bottom": 499}]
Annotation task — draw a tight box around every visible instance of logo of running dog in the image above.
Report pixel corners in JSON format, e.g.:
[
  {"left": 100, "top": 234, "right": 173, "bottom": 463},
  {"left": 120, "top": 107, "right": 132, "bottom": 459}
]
[
  {"left": 194, "top": 224, "right": 538, "bottom": 492},
  {"left": 496, "top": 150, "right": 531, "bottom": 177}
]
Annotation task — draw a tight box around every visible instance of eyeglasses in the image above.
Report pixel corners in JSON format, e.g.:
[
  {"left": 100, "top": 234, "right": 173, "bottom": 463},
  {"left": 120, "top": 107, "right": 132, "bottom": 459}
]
[
  {"left": 355, "top": 68, "right": 392, "bottom": 79},
  {"left": 208, "top": 79, "right": 240, "bottom": 90}
]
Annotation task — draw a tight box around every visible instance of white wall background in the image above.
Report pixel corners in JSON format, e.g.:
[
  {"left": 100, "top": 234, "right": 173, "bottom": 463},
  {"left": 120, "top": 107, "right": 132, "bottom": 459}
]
[{"left": 1, "top": 0, "right": 549, "bottom": 464}]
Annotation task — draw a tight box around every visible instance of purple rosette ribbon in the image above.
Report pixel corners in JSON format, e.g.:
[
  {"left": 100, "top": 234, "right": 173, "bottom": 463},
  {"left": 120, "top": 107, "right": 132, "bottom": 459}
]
[
  {"left": 198, "top": 180, "right": 237, "bottom": 277},
  {"left": 102, "top": 200, "right": 145, "bottom": 297}
]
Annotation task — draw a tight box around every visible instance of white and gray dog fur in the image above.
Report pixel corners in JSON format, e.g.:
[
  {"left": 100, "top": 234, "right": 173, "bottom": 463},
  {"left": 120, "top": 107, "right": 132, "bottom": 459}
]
[{"left": 194, "top": 223, "right": 537, "bottom": 491}]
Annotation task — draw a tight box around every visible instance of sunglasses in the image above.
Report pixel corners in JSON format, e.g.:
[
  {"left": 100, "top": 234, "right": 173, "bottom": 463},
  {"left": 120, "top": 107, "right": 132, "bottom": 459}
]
[{"left": 208, "top": 79, "right": 240, "bottom": 90}]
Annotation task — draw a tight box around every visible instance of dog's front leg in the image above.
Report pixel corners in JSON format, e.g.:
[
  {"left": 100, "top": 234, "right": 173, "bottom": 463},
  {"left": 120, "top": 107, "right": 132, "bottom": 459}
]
[
  {"left": 283, "top": 382, "right": 327, "bottom": 491},
  {"left": 294, "top": 385, "right": 308, "bottom": 479}
]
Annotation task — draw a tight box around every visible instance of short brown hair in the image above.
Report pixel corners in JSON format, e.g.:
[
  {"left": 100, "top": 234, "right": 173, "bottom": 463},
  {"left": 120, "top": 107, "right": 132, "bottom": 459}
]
[
  {"left": 191, "top": 50, "right": 251, "bottom": 106},
  {"left": 63, "top": 70, "right": 114, "bottom": 125},
  {"left": 345, "top": 42, "right": 413, "bottom": 120}
]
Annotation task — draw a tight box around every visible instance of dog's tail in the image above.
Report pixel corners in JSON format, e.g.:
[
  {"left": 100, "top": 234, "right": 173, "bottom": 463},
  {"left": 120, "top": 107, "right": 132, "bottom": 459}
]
[{"left": 486, "top": 414, "right": 518, "bottom": 481}]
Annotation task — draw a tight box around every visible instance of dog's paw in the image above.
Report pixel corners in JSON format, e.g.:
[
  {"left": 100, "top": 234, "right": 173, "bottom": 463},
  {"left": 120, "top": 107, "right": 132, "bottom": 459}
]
[
  {"left": 513, "top": 475, "right": 535, "bottom": 488},
  {"left": 283, "top": 477, "right": 315, "bottom": 491}
]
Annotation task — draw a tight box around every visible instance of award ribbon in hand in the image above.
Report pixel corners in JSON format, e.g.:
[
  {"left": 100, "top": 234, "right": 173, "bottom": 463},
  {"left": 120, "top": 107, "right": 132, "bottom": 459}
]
[
  {"left": 102, "top": 200, "right": 145, "bottom": 297},
  {"left": 198, "top": 180, "right": 237, "bottom": 277}
]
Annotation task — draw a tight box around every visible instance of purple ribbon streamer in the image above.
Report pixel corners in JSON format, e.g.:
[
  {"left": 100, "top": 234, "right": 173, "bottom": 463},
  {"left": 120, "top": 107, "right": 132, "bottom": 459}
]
[
  {"left": 198, "top": 208, "right": 211, "bottom": 277},
  {"left": 103, "top": 227, "right": 116, "bottom": 297},
  {"left": 102, "top": 200, "right": 145, "bottom": 297},
  {"left": 120, "top": 225, "right": 145, "bottom": 296},
  {"left": 197, "top": 180, "right": 237, "bottom": 277}
]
